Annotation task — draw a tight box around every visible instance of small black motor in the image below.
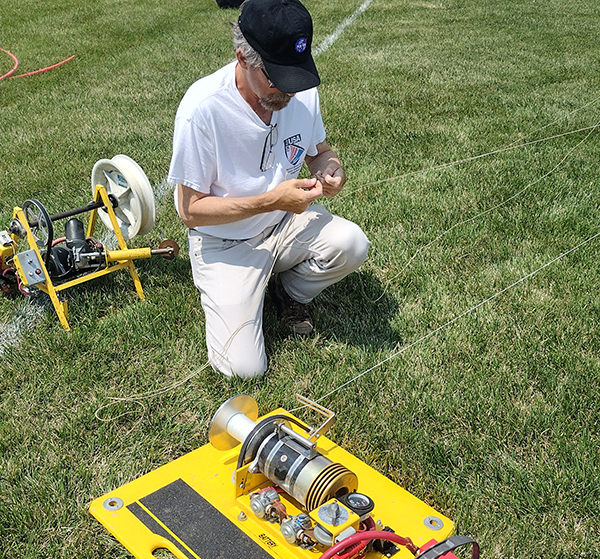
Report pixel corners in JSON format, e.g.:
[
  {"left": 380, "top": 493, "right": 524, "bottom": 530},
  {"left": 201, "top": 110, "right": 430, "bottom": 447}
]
[
  {"left": 65, "top": 218, "right": 87, "bottom": 252},
  {"left": 46, "top": 218, "right": 104, "bottom": 280}
]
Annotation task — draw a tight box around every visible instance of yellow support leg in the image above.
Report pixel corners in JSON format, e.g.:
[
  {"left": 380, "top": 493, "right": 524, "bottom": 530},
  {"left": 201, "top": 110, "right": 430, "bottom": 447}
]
[
  {"left": 89, "top": 185, "right": 147, "bottom": 301},
  {"left": 127, "top": 260, "right": 145, "bottom": 301},
  {"left": 12, "top": 207, "right": 72, "bottom": 330},
  {"left": 43, "top": 288, "right": 70, "bottom": 331}
]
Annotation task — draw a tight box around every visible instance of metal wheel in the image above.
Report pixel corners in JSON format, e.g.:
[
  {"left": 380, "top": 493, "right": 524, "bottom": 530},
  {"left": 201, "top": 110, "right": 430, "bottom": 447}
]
[{"left": 22, "top": 199, "right": 53, "bottom": 265}]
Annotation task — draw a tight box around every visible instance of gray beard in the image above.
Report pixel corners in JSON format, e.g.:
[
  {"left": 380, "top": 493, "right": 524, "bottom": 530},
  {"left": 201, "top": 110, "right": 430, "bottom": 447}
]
[{"left": 259, "top": 92, "right": 292, "bottom": 112}]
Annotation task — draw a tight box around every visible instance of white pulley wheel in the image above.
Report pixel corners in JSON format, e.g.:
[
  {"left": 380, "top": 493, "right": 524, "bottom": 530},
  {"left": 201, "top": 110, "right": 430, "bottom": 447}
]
[
  {"left": 112, "top": 155, "right": 156, "bottom": 236},
  {"left": 91, "top": 155, "right": 156, "bottom": 240}
]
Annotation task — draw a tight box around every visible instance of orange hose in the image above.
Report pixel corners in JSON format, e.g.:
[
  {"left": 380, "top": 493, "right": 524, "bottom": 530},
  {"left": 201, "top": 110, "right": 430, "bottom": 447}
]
[
  {"left": 0, "top": 49, "right": 74, "bottom": 81},
  {"left": 0, "top": 48, "right": 18, "bottom": 81},
  {"left": 12, "top": 54, "right": 75, "bottom": 78}
]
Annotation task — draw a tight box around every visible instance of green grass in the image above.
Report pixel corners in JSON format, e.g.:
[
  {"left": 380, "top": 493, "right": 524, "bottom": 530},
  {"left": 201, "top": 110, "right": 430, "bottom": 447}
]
[{"left": 1, "top": 0, "right": 600, "bottom": 557}]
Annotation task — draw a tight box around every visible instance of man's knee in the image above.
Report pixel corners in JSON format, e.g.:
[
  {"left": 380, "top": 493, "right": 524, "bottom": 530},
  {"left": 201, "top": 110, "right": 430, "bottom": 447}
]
[
  {"left": 209, "top": 348, "right": 267, "bottom": 379},
  {"left": 335, "top": 221, "right": 370, "bottom": 272},
  {"left": 348, "top": 223, "right": 370, "bottom": 267}
]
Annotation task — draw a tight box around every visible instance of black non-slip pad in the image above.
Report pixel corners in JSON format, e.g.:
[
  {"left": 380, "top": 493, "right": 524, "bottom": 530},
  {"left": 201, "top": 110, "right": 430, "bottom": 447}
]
[{"left": 128, "top": 478, "right": 274, "bottom": 559}]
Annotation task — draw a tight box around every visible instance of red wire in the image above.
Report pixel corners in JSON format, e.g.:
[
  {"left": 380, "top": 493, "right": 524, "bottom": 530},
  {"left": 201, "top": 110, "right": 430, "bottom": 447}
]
[
  {"left": 0, "top": 49, "right": 74, "bottom": 82},
  {"left": 0, "top": 48, "right": 18, "bottom": 81},
  {"left": 16, "top": 273, "right": 30, "bottom": 296},
  {"left": 318, "top": 530, "right": 418, "bottom": 559},
  {"left": 332, "top": 539, "right": 368, "bottom": 559},
  {"left": 272, "top": 499, "right": 288, "bottom": 518},
  {"left": 12, "top": 55, "right": 75, "bottom": 78}
]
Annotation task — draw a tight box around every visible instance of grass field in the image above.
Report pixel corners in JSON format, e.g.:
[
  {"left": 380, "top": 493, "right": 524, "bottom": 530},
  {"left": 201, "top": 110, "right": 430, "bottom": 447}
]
[{"left": 1, "top": 0, "right": 600, "bottom": 557}]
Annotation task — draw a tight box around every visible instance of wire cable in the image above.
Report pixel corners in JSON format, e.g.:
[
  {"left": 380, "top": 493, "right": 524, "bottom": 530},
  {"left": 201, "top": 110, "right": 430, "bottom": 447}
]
[
  {"left": 368, "top": 118, "right": 600, "bottom": 303},
  {"left": 341, "top": 94, "right": 600, "bottom": 198},
  {"left": 95, "top": 213, "right": 296, "bottom": 421},
  {"left": 95, "top": 106, "right": 600, "bottom": 420},
  {"left": 303, "top": 229, "right": 600, "bottom": 408}
]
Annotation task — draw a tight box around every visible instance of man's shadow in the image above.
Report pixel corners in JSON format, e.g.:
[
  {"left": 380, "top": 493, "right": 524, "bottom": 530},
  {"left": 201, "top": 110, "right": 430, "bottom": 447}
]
[
  {"left": 264, "top": 269, "right": 400, "bottom": 353},
  {"left": 136, "top": 254, "right": 400, "bottom": 364}
]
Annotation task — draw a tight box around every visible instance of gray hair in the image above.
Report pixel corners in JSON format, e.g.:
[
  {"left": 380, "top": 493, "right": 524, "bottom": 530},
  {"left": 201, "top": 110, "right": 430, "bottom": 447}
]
[{"left": 230, "top": 21, "right": 263, "bottom": 70}]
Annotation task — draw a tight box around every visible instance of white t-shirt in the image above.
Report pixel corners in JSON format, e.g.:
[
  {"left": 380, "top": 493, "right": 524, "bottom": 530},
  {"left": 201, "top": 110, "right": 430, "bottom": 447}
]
[{"left": 168, "top": 61, "right": 327, "bottom": 240}]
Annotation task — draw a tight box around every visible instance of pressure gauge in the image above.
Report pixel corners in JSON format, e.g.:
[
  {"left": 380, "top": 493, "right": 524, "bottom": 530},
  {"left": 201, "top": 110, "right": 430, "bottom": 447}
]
[{"left": 339, "top": 492, "right": 375, "bottom": 517}]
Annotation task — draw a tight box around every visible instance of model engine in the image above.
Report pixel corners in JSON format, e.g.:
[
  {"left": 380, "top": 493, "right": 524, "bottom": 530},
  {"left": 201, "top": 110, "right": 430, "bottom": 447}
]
[{"left": 90, "top": 395, "right": 479, "bottom": 559}]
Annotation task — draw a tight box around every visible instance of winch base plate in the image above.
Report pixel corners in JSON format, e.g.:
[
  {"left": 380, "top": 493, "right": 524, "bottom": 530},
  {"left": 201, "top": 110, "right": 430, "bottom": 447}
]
[{"left": 89, "top": 409, "right": 454, "bottom": 559}]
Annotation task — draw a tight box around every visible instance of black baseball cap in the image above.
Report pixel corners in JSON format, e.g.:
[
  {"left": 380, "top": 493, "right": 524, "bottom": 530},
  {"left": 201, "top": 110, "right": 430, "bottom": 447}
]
[{"left": 238, "top": 0, "right": 320, "bottom": 93}]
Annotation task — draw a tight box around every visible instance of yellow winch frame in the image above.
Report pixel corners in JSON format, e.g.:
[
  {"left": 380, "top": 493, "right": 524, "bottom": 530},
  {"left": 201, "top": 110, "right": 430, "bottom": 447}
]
[
  {"left": 90, "top": 408, "right": 454, "bottom": 559},
  {"left": 12, "top": 184, "right": 152, "bottom": 330}
]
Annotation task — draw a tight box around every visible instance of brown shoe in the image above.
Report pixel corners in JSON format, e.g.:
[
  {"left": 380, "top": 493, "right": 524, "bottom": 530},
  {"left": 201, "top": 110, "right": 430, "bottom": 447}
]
[{"left": 268, "top": 274, "right": 314, "bottom": 337}]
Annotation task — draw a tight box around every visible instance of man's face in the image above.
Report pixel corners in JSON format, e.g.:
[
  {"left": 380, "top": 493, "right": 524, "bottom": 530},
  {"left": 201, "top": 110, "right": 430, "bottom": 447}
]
[
  {"left": 259, "top": 91, "right": 292, "bottom": 111},
  {"left": 257, "top": 66, "right": 294, "bottom": 111}
]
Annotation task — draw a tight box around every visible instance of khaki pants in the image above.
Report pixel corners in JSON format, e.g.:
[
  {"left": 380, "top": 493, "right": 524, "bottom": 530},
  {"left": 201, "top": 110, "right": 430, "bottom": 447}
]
[{"left": 188, "top": 205, "right": 370, "bottom": 378}]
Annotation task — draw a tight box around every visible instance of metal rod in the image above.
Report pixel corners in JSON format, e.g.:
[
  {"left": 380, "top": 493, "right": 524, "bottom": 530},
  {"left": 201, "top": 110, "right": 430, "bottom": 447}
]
[
  {"left": 150, "top": 247, "right": 175, "bottom": 257},
  {"left": 49, "top": 201, "right": 105, "bottom": 222}
]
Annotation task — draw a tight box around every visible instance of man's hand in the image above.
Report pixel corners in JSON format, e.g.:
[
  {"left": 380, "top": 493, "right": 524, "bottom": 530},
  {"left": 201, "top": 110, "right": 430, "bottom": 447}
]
[
  {"left": 305, "top": 141, "right": 347, "bottom": 198},
  {"left": 177, "top": 179, "right": 322, "bottom": 228},
  {"left": 314, "top": 164, "right": 346, "bottom": 198},
  {"left": 271, "top": 177, "right": 323, "bottom": 213}
]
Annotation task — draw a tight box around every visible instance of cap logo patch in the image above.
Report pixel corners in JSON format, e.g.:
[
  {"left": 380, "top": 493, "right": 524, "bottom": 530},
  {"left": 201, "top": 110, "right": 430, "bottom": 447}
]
[{"left": 295, "top": 37, "right": 307, "bottom": 53}]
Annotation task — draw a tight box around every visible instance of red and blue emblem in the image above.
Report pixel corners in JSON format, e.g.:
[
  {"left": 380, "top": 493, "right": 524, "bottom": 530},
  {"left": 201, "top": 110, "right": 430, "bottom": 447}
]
[
  {"left": 284, "top": 134, "right": 305, "bottom": 165},
  {"left": 295, "top": 37, "right": 307, "bottom": 53}
]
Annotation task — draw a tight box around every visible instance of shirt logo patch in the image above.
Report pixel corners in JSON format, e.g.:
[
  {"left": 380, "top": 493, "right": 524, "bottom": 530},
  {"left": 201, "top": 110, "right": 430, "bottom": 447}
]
[
  {"left": 295, "top": 37, "right": 307, "bottom": 53},
  {"left": 284, "top": 135, "right": 305, "bottom": 165}
]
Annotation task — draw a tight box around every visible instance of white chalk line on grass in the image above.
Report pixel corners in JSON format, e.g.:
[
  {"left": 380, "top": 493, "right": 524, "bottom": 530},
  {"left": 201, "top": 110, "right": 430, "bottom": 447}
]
[
  {"left": 0, "top": 299, "right": 47, "bottom": 356},
  {"left": 313, "top": 0, "right": 375, "bottom": 56}
]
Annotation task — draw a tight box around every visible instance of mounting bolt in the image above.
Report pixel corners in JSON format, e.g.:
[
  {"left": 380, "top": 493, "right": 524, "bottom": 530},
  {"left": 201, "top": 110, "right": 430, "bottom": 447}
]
[
  {"left": 102, "top": 497, "right": 124, "bottom": 511},
  {"left": 424, "top": 516, "right": 444, "bottom": 531},
  {"left": 238, "top": 511, "right": 247, "bottom": 521}
]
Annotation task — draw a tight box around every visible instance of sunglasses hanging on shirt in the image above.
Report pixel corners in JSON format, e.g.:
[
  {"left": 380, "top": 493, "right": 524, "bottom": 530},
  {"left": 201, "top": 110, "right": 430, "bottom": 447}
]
[{"left": 260, "top": 123, "right": 278, "bottom": 172}]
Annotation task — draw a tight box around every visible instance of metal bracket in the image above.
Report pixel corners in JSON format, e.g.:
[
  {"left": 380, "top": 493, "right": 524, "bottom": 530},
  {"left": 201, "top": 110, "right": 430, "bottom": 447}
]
[{"left": 295, "top": 394, "right": 336, "bottom": 442}]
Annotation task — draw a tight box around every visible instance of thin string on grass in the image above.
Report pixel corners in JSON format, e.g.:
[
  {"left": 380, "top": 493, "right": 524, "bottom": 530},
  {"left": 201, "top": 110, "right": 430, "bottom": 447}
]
[
  {"left": 289, "top": 228, "right": 600, "bottom": 412},
  {"left": 95, "top": 99, "right": 600, "bottom": 420},
  {"left": 95, "top": 399, "right": 147, "bottom": 423},
  {"left": 366, "top": 117, "right": 600, "bottom": 304},
  {"left": 94, "top": 309, "right": 260, "bottom": 422},
  {"left": 94, "top": 215, "right": 298, "bottom": 422},
  {"left": 340, "top": 94, "right": 600, "bottom": 198},
  {"left": 94, "top": 366, "right": 209, "bottom": 422}
]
